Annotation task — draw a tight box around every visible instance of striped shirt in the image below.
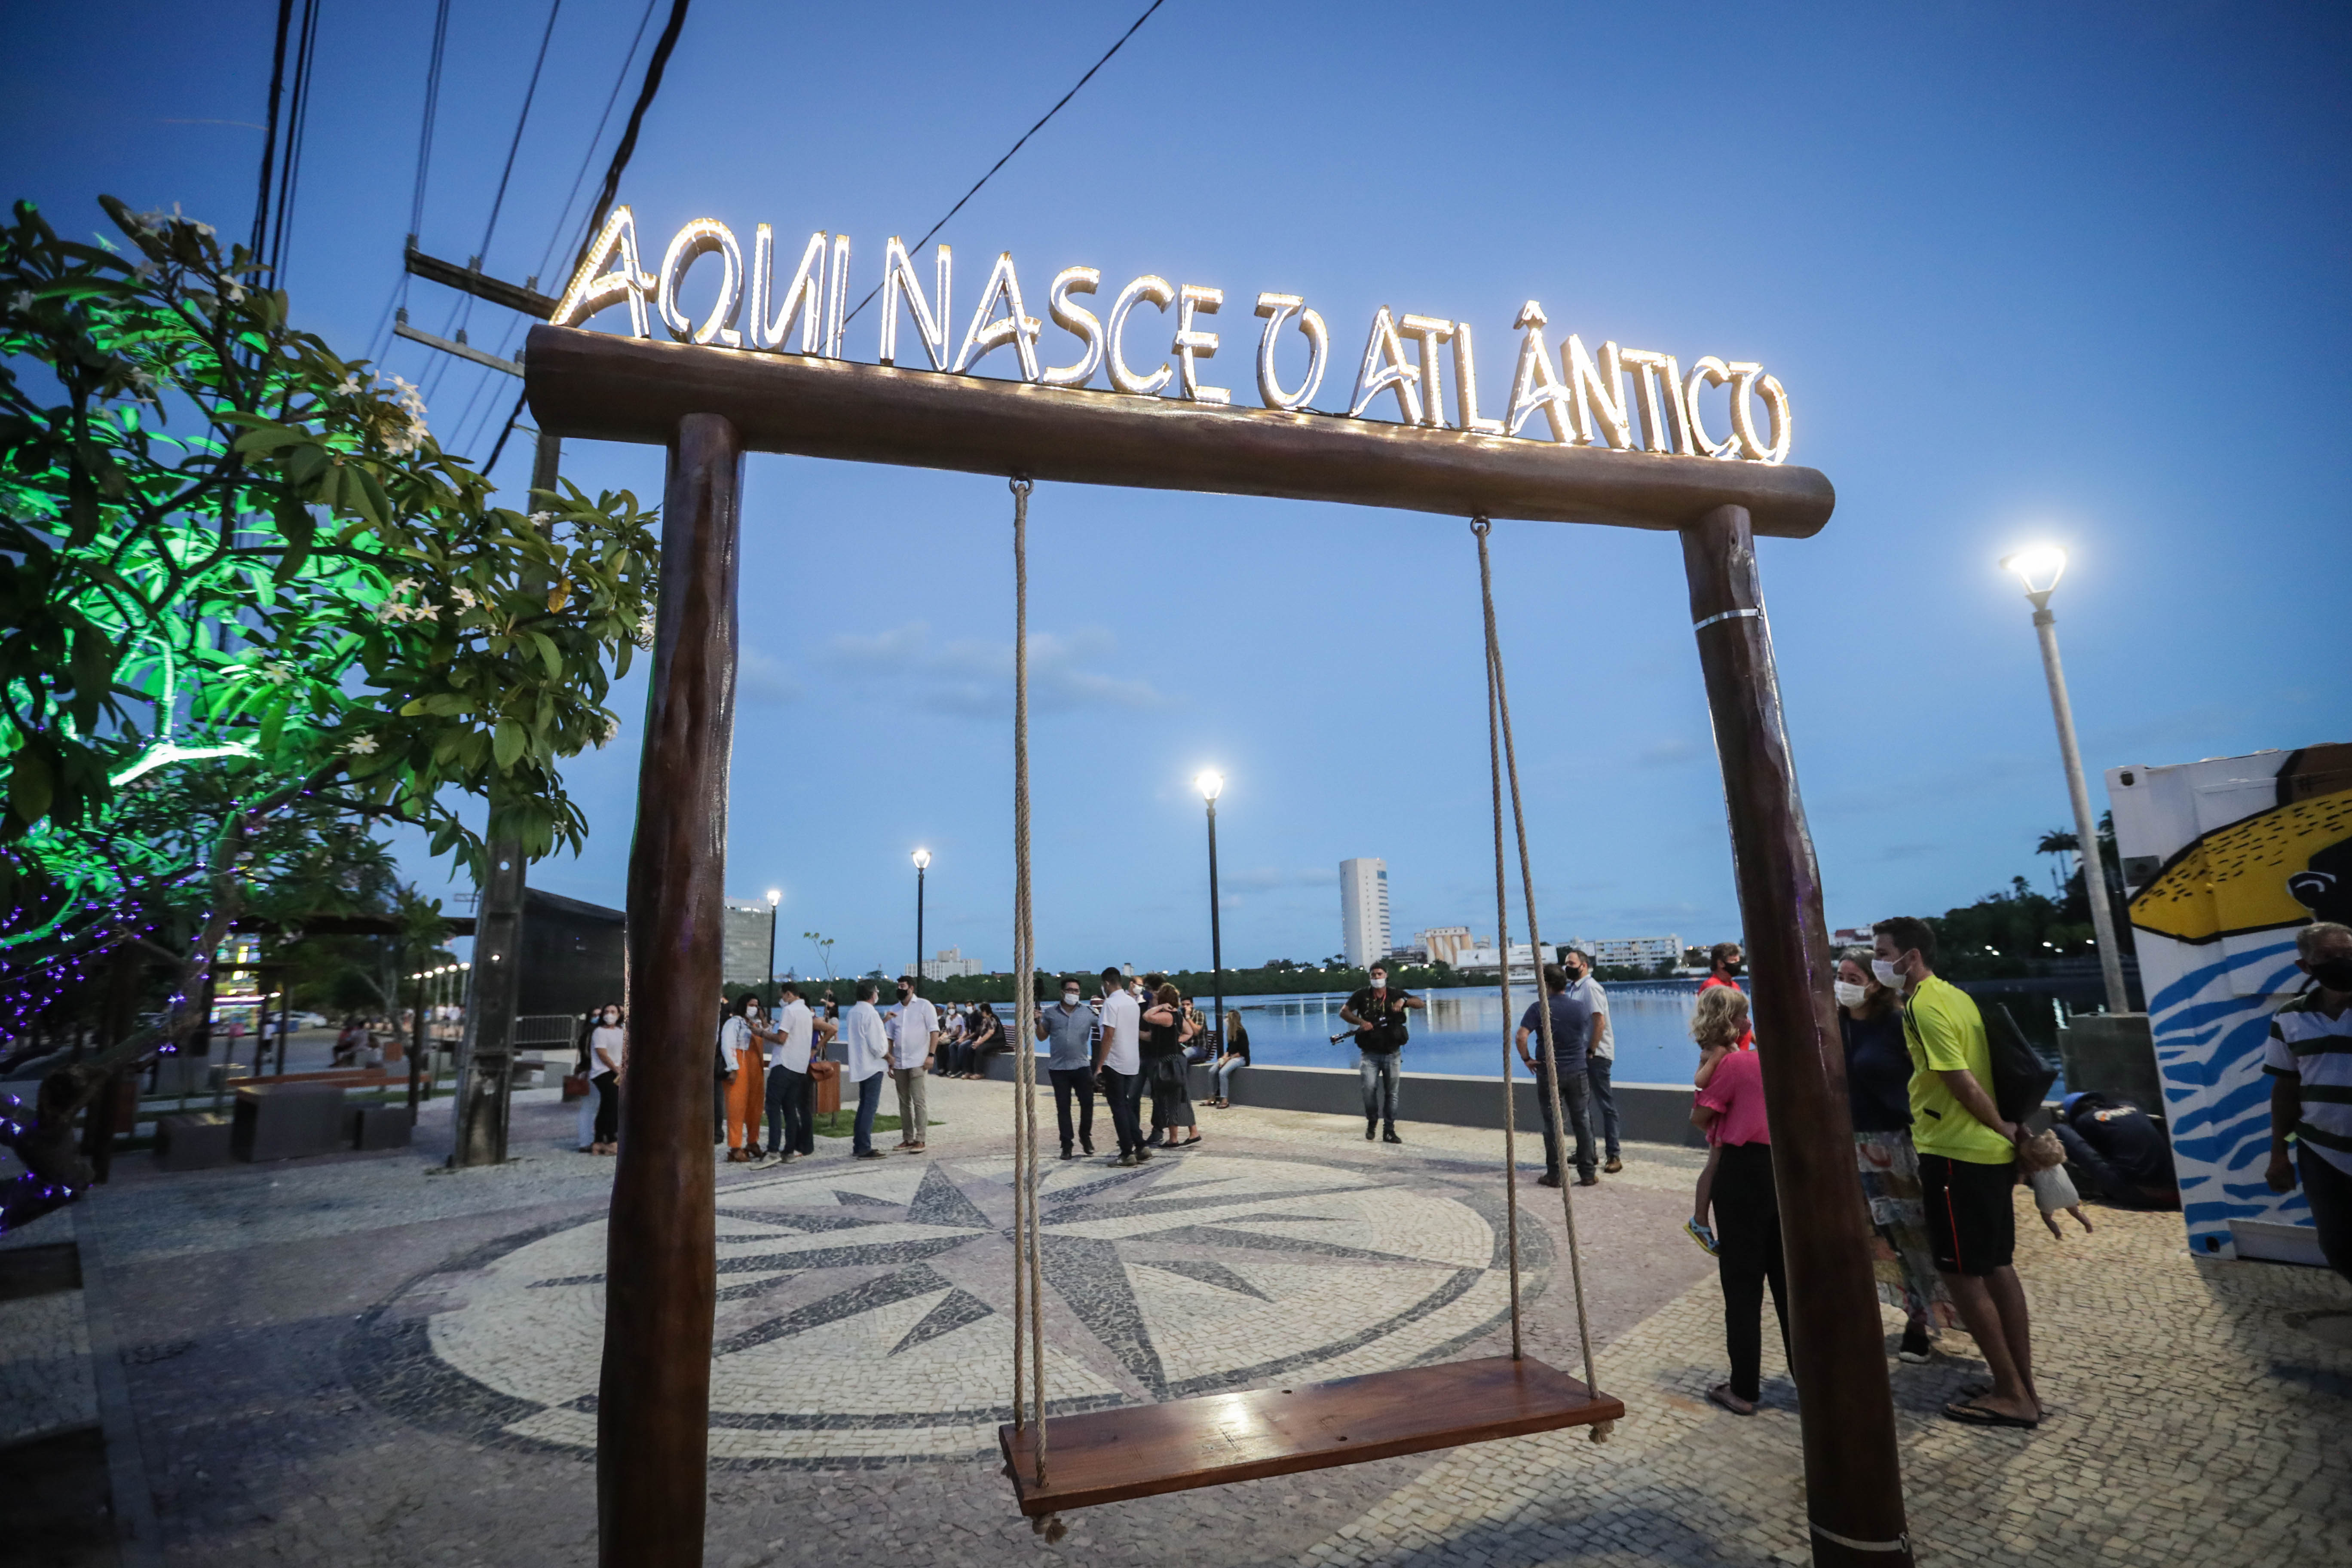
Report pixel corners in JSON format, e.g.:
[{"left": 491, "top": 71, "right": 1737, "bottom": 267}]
[{"left": 2262, "top": 992, "right": 2352, "bottom": 1177}]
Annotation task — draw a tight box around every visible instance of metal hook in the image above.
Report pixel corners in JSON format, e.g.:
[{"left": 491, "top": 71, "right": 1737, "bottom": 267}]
[
  {"left": 1470, "top": 514, "right": 1491, "bottom": 537},
  {"left": 1010, "top": 475, "right": 1033, "bottom": 499}
]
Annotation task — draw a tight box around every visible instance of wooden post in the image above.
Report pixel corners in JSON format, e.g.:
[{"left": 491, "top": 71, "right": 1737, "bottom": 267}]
[
  {"left": 1681, "top": 504, "right": 1911, "bottom": 1567},
  {"left": 598, "top": 412, "right": 742, "bottom": 1567}
]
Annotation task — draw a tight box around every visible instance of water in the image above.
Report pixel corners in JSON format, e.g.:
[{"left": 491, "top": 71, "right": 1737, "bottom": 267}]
[
  {"left": 1211, "top": 985, "right": 1706, "bottom": 1085},
  {"left": 990, "top": 982, "right": 1710, "bottom": 1085}
]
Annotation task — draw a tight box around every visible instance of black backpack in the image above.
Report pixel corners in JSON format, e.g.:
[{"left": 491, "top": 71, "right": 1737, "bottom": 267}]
[{"left": 1987, "top": 1003, "right": 2057, "bottom": 1125}]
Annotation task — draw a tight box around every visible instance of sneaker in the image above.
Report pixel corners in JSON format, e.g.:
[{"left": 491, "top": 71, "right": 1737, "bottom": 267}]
[
  {"left": 1382, "top": 1125, "right": 1403, "bottom": 1144},
  {"left": 1683, "top": 1217, "right": 1720, "bottom": 1256},
  {"left": 1898, "top": 1324, "right": 1935, "bottom": 1364},
  {"left": 1115, "top": 1152, "right": 1137, "bottom": 1167},
  {"left": 1136, "top": 1146, "right": 1155, "bottom": 1161},
  {"left": 1576, "top": 1172, "right": 1599, "bottom": 1187},
  {"left": 1604, "top": 1157, "right": 1623, "bottom": 1174},
  {"left": 854, "top": 1148, "right": 886, "bottom": 1160},
  {"left": 1365, "top": 1121, "right": 1378, "bottom": 1142}
]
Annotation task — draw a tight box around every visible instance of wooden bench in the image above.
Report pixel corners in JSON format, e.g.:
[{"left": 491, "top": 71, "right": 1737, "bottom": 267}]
[{"left": 998, "top": 1355, "right": 1621, "bottom": 1516}]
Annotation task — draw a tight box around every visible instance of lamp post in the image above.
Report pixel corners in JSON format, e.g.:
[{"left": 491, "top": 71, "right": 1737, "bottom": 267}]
[
  {"left": 1195, "top": 771, "right": 1226, "bottom": 1058},
  {"left": 2001, "top": 545, "right": 2132, "bottom": 1016},
  {"left": 911, "top": 848, "right": 931, "bottom": 997},
  {"left": 765, "top": 889, "right": 781, "bottom": 1006}
]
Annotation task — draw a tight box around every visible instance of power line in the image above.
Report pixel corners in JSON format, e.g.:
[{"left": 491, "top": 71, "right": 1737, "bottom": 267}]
[
  {"left": 248, "top": 0, "right": 297, "bottom": 266},
  {"left": 267, "top": 0, "right": 325, "bottom": 288},
  {"left": 484, "top": 0, "right": 695, "bottom": 473},
  {"left": 840, "top": 0, "right": 1166, "bottom": 331},
  {"left": 531, "top": 0, "right": 660, "bottom": 291}
]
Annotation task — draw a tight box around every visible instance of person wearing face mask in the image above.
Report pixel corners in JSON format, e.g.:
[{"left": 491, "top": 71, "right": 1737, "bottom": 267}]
[
  {"left": 1342, "top": 963, "right": 1425, "bottom": 1143},
  {"left": 762, "top": 980, "right": 817, "bottom": 1164},
  {"left": 1039, "top": 979, "right": 1099, "bottom": 1159},
  {"left": 1701, "top": 942, "right": 1755, "bottom": 1048},
  {"left": 1874, "top": 915, "right": 2039, "bottom": 1430},
  {"left": 887, "top": 976, "right": 939, "bottom": 1153},
  {"left": 587, "top": 1004, "right": 626, "bottom": 1155},
  {"left": 1837, "top": 947, "right": 1947, "bottom": 1364},
  {"left": 2265, "top": 920, "right": 2352, "bottom": 1283}
]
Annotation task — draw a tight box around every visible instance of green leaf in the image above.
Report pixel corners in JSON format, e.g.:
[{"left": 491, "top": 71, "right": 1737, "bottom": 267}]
[
  {"left": 8, "top": 748, "right": 55, "bottom": 825},
  {"left": 493, "top": 719, "right": 525, "bottom": 771}
]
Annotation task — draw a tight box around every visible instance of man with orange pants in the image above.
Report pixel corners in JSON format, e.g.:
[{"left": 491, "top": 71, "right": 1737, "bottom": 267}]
[{"left": 720, "top": 994, "right": 768, "bottom": 1162}]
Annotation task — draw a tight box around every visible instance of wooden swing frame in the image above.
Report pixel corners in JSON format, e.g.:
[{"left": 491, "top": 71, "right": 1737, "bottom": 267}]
[{"left": 525, "top": 323, "right": 1914, "bottom": 1568}]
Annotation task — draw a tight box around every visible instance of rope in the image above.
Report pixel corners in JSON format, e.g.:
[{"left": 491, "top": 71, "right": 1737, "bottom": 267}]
[
  {"left": 1009, "top": 476, "right": 1052, "bottom": 1501},
  {"left": 1477, "top": 519, "right": 1524, "bottom": 1362},
  {"left": 1470, "top": 518, "right": 1612, "bottom": 1442}
]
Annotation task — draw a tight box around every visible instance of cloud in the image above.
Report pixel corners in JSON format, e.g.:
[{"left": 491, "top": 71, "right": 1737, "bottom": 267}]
[
  {"left": 1634, "top": 739, "right": 1702, "bottom": 768},
  {"left": 821, "top": 622, "right": 1166, "bottom": 716},
  {"left": 738, "top": 645, "right": 803, "bottom": 705}
]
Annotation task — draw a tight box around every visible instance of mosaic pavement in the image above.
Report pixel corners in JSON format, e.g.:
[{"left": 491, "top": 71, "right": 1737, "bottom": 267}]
[
  {"left": 7, "top": 1073, "right": 2349, "bottom": 1566},
  {"left": 349, "top": 1149, "right": 1549, "bottom": 1468}
]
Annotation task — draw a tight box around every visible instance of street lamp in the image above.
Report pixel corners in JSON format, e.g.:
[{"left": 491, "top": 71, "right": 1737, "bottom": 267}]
[
  {"left": 911, "top": 848, "right": 931, "bottom": 996},
  {"left": 2000, "top": 544, "right": 2131, "bottom": 1016},
  {"left": 1195, "top": 771, "right": 1226, "bottom": 1059},
  {"left": 766, "top": 889, "right": 781, "bottom": 1004}
]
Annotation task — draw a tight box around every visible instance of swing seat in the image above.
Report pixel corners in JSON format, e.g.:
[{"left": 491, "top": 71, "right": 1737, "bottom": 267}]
[{"left": 998, "top": 1356, "right": 1621, "bottom": 1516}]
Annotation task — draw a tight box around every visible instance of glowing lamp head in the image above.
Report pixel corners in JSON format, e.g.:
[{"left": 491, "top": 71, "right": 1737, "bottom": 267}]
[
  {"left": 1195, "top": 770, "right": 1225, "bottom": 802},
  {"left": 766, "top": 888, "right": 781, "bottom": 907},
  {"left": 2000, "top": 545, "right": 2068, "bottom": 602},
  {"left": 912, "top": 848, "right": 931, "bottom": 871}
]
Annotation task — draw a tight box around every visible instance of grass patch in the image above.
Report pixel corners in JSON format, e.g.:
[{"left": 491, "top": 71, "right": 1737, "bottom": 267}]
[{"left": 810, "top": 1112, "right": 943, "bottom": 1138}]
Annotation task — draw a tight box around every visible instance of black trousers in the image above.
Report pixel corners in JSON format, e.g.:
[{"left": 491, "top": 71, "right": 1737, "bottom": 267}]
[
  {"left": 1100, "top": 1067, "right": 1145, "bottom": 1155},
  {"left": 1050, "top": 1066, "right": 1096, "bottom": 1152},
  {"left": 765, "top": 1064, "right": 813, "bottom": 1155},
  {"left": 1715, "top": 1141, "right": 1791, "bottom": 1402},
  {"left": 2303, "top": 1145, "right": 2352, "bottom": 1286},
  {"left": 592, "top": 1071, "right": 620, "bottom": 1144}
]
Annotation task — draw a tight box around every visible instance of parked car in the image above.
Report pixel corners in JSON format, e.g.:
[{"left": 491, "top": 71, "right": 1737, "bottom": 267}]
[{"left": 288, "top": 1011, "right": 331, "bottom": 1031}]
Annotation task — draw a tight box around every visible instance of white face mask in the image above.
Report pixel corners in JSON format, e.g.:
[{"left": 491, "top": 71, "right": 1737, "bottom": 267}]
[
  {"left": 1063, "top": 992, "right": 1081, "bottom": 1006},
  {"left": 1870, "top": 958, "right": 1904, "bottom": 989},
  {"left": 1371, "top": 977, "right": 1386, "bottom": 991},
  {"left": 1833, "top": 980, "right": 1867, "bottom": 1010}
]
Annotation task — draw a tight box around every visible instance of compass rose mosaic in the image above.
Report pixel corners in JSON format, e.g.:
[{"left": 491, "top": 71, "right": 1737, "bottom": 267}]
[{"left": 349, "top": 1151, "right": 1549, "bottom": 1468}]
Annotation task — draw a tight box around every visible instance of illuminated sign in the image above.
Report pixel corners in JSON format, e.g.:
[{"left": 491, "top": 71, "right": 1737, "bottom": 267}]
[{"left": 550, "top": 208, "right": 1792, "bottom": 464}]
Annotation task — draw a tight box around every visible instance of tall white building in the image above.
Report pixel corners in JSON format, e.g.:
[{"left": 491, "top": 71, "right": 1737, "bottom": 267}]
[
  {"left": 1418, "top": 926, "right": 1478, "bottom": 969},
  {"left": 920, "top": 947, "right": 983, "bottom": 981},
  {"left": 1339, "top": 858, "right": 1391, "bottom": 969}
]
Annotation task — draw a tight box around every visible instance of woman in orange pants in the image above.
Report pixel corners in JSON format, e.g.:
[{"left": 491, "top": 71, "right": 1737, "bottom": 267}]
[{"left": 720, "top": 995, "right": 766, "bottom": 1161}]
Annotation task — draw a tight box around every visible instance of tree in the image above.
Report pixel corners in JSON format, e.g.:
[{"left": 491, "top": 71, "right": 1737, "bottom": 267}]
[{"left": 0, "top": 196, "right": 658, "bottom": 1216}]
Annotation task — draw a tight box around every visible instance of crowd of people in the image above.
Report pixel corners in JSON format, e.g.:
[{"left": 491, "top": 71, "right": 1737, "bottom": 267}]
[{"left": 555, "top": 916, "right": 2352, "bottom": 1427}]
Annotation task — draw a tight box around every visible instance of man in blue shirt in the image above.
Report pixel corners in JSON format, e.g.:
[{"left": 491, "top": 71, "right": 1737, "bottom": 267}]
[
  {"left": 1038, "top": 977, "right": 1099, "bottom": 1159},
  {"left": 1517, "top": 964, "right": 1598, "bottom": 1187}
]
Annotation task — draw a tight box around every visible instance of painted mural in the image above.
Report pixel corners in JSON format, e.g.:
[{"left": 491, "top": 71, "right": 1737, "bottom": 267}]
[{"left": 2108, "top": 744, "right": 2352, "bottom": 1259}]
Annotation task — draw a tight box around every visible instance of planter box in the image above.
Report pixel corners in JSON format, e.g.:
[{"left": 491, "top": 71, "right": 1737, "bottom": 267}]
[
  {"left": 349, "top": 1102, "right": 415, "bottom": 1151},
  {"left": 155, "top": 1112, "right": 233, "bottom": 1171},
  {"left": 231, "top": 1082, "right": 346, "bottom": 1162}
]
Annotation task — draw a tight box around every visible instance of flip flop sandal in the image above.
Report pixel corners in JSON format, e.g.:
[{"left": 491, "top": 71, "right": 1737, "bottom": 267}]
[{"left": 1942, "top": 1400, "right": 2038, "bottom": 1430}]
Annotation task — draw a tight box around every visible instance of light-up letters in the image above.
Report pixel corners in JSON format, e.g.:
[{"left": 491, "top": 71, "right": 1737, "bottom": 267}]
[{"left": 549, "top": 215, "right": 1798, "bottom": 462}]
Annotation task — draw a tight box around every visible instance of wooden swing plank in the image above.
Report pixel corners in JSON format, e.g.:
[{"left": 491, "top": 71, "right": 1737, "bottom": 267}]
[{"left": 997, "top": 1356, "right": 1621, "bottom": 1517}]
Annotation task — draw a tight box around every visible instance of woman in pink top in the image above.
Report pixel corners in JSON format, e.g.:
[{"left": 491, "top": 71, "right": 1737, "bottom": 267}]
[{"left": 1693, "top": 1001, "right": 1789, "bottom": 1417}]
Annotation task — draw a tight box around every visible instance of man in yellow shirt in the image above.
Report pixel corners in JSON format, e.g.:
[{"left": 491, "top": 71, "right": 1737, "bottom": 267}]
[{"left": 1874, "top": 916, "right": 2037, "bottom": 1430}]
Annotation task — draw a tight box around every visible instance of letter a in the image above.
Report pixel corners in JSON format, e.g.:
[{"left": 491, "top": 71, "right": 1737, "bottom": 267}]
[
  {"left": 551, "top": 205, "right": 655, "bottom": 338},
  {"left": 1504, "top": 302, "right": 1573, "bottom": 441},
  {"left": 953, "top": 252, "right": 1043, "bottom": 380},
  {"left": 1349, "top": 306, "right": 1424, "bottom": 423}
]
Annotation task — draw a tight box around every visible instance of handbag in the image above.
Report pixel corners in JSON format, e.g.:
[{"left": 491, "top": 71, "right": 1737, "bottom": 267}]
[
  {"left": 1987, "top": 1003, "right": 2058, "bottom": 1126},
  {"left": 562, "top": 1072, "right": 591, "bottom": 1100}
]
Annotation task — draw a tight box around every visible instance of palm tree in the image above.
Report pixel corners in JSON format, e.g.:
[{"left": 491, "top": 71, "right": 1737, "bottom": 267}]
[{"left": 2035, "top": 828, "right": 2079, "bottom": 897}]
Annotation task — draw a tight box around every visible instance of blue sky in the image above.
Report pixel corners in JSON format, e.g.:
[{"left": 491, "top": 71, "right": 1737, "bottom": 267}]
[{"left": 12, "top": 1, "right": 2349, "bottom": 978}]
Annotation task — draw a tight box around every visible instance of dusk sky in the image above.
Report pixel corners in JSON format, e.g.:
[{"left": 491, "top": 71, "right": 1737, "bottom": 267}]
[{"left": 13, "top": 1, "right": 2349, "bottom": 980}]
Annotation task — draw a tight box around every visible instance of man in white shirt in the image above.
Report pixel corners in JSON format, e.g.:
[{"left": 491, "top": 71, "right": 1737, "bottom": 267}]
[
  {"left": 1092, "top": 965, "right": 1147, "bottom": 1165},
  {"left": 1562, "top": 949, "right": 1623, "bottom": 1173},
  {"left": 763, "top": 980, "right": 816, "bottom": 1164},
  {"left": 888, "top": 976, "right": 940, "bottom": 1153},
  {"left": 841, "top": 979, "right": 892, "bottom": 1158}
]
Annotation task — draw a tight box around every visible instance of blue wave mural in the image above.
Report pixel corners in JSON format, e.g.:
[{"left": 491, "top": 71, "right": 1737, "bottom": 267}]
[{"left": 2148, "top": 939, "right": 2302, "bottom": 1256}]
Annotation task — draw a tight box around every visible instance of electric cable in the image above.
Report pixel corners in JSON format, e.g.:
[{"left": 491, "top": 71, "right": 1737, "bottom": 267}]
[
  {"left": 839, "top": 0, "right": 1165, "bottom": 331},
  {"left": 483, "top": 0, "right": 694, "bottom": 472}
]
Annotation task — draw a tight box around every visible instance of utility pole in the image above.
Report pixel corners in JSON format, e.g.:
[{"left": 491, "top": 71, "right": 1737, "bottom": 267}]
[
  {"left": 396, "top": 242, "right": 565, "bottom": 1166},
  {"left": 449, "top": 425, "right": 560, "bottom": 1166}
]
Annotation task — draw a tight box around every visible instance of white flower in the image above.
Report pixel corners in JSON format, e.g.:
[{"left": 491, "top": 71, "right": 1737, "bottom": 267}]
[
  {"left": 346, "top": 734, "right": 379, "bottom": 756},
  {"left": 451, "top": 587, "right": 478, "bottom": 611},
  {"left": 528, "top": 510, "right": 555, "bottom": 527},
  {"left": 226, "top": 282, "right": 246, "bottom": 304},
  {"left": 600, "top": 714, "right": 621, "bottom": 743},
  {"left": 374, "top": 601, "right": 408, "bottom": 624},
  {"left": 258, "top": 661, "right": 294, "bottom": 686},
  {"left": 8, "top": 290, "right": 30, "bottom": 314},
  {"left": 634, "top": 613, "right": 656, "bottom": 649},
  {"left": 336, "top": 373, "right": 363, "bottom": 396}
]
